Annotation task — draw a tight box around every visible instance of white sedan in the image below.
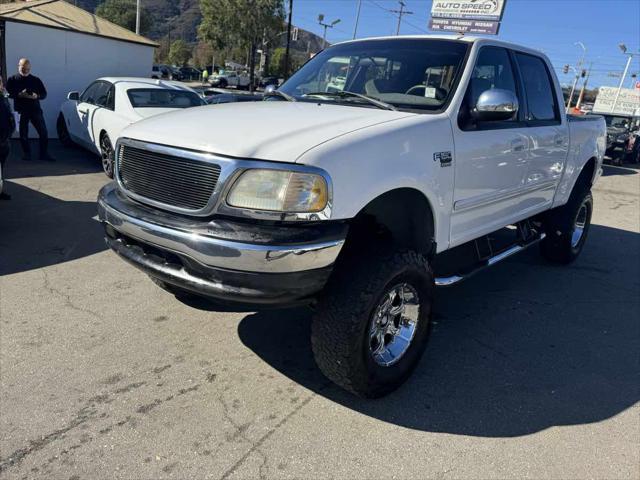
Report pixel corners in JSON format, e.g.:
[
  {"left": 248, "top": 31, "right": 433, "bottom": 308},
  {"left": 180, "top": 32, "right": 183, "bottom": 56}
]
[{"left": 58, "top": 77, "right": 204, "bottom": 177}]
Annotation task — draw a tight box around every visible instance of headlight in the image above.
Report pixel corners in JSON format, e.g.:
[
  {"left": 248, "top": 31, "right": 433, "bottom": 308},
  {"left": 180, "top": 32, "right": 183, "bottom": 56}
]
[{"left": 227, "top": 169, "right": 328, "bottom": 212}]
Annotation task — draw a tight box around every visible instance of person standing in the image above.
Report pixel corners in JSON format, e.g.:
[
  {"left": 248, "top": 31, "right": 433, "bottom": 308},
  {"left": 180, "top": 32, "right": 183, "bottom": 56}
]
[
  {"left": 6, "top": 58, "right": 54, "bottom": 162},
  {"left": 0, "top": 76, "right": 15, "bottom": 200}
]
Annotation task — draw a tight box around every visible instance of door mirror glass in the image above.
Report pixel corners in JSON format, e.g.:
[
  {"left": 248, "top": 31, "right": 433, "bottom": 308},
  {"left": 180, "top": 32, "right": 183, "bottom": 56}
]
[
  {"left": 472, "top": 88, "right": 519, "bottom": 122},
  {"left": 67, "top": 91, "right": 79, "bottom": 101}
]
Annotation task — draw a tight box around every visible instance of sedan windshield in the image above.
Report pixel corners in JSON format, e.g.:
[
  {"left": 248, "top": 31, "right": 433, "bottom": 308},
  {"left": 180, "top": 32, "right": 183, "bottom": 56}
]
[
  {"left": 603, "top": 115, "right": 631, "bottom": 129},
  {"left": 127, "top": 89, "right": 204, "bottom": 108},
  {"left": 278, "top": 38, "right": 469, "bottom": 112}
]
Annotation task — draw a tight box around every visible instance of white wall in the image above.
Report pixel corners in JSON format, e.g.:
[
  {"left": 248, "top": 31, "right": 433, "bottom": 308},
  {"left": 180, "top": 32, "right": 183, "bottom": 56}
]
[{"left": 5, "top": 21, "right": 154, "bottom": 138}]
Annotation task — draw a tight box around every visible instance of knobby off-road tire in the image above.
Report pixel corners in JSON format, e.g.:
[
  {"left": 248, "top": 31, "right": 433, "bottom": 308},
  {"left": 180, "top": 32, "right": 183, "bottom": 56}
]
[
  {"left": 540, "top": 185, "right": 593, "bottom": 265},
  {"left": 311, "top": 249, "right": 434, "bottom": 398}
]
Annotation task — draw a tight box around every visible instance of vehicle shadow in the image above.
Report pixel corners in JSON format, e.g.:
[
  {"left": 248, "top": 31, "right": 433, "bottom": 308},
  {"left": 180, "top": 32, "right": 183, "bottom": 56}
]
[
  {"left": 0, "top": 181, "right": 106, "bottom": 275},
  {"left": 601, "top": 164, "right": 639, "bottom": 176},
  {"left": 237, "top": 224, "right": 640, "bottom": 437},
  {"left": 5, "top": 139, "right": 103, "bottom": 179}
]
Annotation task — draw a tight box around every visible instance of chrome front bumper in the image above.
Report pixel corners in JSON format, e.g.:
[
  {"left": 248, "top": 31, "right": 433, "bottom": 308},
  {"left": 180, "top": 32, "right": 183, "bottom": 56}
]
[{"left": 97, "top": 183, "right": 347, "bottom": 305}]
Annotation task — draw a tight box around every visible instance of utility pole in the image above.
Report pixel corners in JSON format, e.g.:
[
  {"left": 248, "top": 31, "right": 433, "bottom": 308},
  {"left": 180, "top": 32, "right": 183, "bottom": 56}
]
[
  {"left": 284, "top": 0, "right": 293, "bottom": 78},
  {"left": 318, "top": 14, "right": 340, "bottom": 49},
  {"left": 565, "top": 66, "right": 580, "bottom": 113},
  {"left": 390, "top": 1, "right": 413, "bottom": 36},
  {"left": 353, "top": 0, "right": 362, "bottom": 39},
  {"left": 135, "top": 0, "right": 140, "bottom": 35},
  {"left": 611, "top": 43, "right": 638, "bottom": 113}
]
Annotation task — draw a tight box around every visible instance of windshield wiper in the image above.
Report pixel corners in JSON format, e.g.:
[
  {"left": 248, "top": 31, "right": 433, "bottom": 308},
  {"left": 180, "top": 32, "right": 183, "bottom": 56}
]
[
  {"left": 263, "top": 90, "right": 296, "bottom": 102},
  {"left": 302, "top": 91, "right": 397, "bottom": 111}
]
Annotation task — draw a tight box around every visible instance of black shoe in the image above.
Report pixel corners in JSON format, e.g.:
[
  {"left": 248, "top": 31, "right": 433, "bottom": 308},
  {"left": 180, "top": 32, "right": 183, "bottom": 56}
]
[
  {"left": 0, "top": 192, "right": 11, "bottom": 200},
  {"left": 40, "top": 155, "right": 56, "bottom": 162}
]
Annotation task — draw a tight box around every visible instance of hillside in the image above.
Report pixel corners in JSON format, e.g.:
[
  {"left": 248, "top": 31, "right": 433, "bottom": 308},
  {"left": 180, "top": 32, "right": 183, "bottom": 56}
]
[{"left": 76, "top": 0, "right": 324, "bottom": 57}]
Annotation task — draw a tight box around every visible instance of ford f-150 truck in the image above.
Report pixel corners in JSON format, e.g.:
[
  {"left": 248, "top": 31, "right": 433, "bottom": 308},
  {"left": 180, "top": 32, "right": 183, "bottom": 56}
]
[{"left": 98, "top": 36, "right": 606, "bottom": 398}]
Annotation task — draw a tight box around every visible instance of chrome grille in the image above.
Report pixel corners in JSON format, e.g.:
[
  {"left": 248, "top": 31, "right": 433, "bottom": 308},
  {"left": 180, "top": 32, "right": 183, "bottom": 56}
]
[{"left": 118, "top": 145, "right": 221, "bottom": 211}]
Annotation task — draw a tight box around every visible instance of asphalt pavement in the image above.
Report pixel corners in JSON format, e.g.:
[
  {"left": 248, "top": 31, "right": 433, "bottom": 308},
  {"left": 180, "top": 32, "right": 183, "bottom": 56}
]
[{"left": 1, "top": 140, "right": 639, "bottom": 479}]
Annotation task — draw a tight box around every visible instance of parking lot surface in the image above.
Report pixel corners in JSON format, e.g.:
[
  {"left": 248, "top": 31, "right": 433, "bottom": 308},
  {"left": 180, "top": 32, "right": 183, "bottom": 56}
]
[{"left": 1, "top": 142, "right": 639, "bottom": 479}]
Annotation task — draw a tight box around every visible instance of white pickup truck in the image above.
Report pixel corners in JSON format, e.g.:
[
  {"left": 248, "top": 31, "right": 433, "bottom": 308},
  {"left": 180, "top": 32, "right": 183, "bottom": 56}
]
[
  {"left": 98, "top": 36, "right": 606, "bottom": 398},
  {"left": 209, "top": 70, "right": 251, "bottom": 89}
]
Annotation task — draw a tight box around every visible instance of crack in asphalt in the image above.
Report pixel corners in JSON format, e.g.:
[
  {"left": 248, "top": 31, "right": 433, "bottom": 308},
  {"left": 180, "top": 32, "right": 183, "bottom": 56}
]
[
  {"left": 40, "top": 269, "right": 104, "bottom": 323},
  {"left": 219, "top": 390, "right": 319, "bottom": 480}
]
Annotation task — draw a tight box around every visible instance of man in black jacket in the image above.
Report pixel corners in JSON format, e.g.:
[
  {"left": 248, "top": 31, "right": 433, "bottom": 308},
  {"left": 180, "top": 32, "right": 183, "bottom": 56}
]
[
  {"left": 0, "top": 76, "right": 15, "bottom": 200},
  {"left": 6, "top": 58, "right": 54, "bottom": 161}
]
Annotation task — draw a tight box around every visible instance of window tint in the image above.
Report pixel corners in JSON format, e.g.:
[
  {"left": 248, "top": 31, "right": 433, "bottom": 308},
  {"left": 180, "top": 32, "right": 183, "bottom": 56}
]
[
  {"left": 459, "top": 46, "right": 518, "bottom": 129},
  {"left": 468, "top": 47, "right": 517, "bottom": 114},
  {"left": 80, "top": 82, "right": 100, "bottom": 104},
  {"left": 515, "top": 53, "right": 558, "bottom": 122},
  {"left": 93, "top": 82, "right": 111, "bottom": 108},
  {"left": 105, "top": 85, "right": 116, "bottom": 110},
  {"left": 127, "top": 89, "right": 204, "bottom": 108}
]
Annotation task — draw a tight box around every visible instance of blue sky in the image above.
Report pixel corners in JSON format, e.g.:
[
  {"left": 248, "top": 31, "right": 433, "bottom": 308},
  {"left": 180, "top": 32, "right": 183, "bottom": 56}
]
[{"left": 290, "top": 0, "right": 640, "bottom": 89}]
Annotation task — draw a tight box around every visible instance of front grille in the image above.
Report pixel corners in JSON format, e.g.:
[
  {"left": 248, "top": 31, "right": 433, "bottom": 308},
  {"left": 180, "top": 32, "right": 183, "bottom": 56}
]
[{"left": 118, "top": 145, "right": 221, "bottom": 211}]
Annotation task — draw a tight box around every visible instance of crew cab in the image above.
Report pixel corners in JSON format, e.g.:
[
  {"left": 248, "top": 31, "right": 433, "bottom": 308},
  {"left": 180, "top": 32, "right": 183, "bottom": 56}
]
[{"left": 98, "top": 36, "right": 606, "bottom": 398}]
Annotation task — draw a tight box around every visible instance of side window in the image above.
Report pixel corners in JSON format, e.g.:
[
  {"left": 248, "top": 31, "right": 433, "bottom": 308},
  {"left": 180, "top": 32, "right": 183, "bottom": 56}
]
[
  {"left": 93, "top": 82, "right": 111, "bottom": 108},
  {"left": 80, "top": 82, "right": 100, "bottom": 104},
  {"left": 105, "top": 85, "right": 116, "bottom": 110},
  {"left": 514, "top": 53, "right": 559, "bottom": 123},
  {"left": 460, "top": 47, "right": 519, "bottom": 129}
]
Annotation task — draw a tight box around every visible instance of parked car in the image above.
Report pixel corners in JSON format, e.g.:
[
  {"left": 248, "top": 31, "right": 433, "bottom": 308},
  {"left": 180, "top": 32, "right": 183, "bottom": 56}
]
[
  {"left": 590, "top": 112, "right": 639, "bottom": 165},
  {"left": 98, "top": 36, "right": 606, "bottom": 398},
  {"left": 205, "top": 92, "right": 263, "bottom": 105},
  {"left": 179, "top": 66, "right": 202, "bottom": 81},
  {"left": 209, "top": 70, "right": 251, "bottom": 89},
  {"left": 258, "top": 76, "right": 280, "bottom": 89},
  {"left": 58, "top": 77, "right": 204, "bottom": 177},
  {"left": 151, "top": 64, "right": 170, "bottom": 79}
]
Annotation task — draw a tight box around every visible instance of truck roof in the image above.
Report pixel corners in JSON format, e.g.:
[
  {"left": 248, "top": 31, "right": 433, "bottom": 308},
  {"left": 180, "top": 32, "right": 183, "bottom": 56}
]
[{"left": 333, "top": 34, "right": 547, "bottom": 58}]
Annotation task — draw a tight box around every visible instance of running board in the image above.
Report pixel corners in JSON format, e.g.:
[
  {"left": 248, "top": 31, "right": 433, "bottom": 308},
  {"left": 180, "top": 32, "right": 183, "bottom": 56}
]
[{"left": 434, "top": 233, "right": 546, "bottom": 287}]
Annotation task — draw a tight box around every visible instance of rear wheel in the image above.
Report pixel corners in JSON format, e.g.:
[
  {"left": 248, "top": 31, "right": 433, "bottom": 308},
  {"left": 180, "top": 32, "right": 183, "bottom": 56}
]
[
  {"left": 57, "top": 113, "right": 74, "bottom": 147},
  {"left": 100, "top": 133, "right": 114, "bottom": 178},
  {"left": 311, "top": 249, "right": 434, "bottom": 398},
  {"left": 540, "top": 187, "right": 593, "bottom": 264}
]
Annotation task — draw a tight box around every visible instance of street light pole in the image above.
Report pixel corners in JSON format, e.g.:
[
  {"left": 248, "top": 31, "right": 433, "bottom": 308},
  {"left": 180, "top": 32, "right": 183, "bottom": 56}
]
[
  {"left": 318, "top": 15, "right": 340, "bottom": 49},
  {"left": 353, "top": 0, "right": 362, "bottom": 40},
  {"left": 135, "top": 0, "right": 140, "bottom": 35},
  {"left": 566, "top": 66, "right": 580, "bottom": 113},
  {"left": 611, "top": 44, "right": 636, "bottom": 113},
  {"left": 576, "top": 62, "right": 592, "bottom": 110}
]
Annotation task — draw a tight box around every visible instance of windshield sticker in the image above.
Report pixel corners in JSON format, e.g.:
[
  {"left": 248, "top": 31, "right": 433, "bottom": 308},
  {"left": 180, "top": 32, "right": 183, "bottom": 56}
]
[{"left": 424, "top": 87, "right": 437, "bottom": 98}]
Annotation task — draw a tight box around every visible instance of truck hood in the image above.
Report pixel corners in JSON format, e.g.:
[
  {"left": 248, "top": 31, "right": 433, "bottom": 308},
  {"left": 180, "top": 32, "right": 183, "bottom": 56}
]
[
  {"left": 133, "top": 107, "right": 187, "bottom": 119},
  {"left": 120, "top": 101, "right": 414, "bottom": 163}
]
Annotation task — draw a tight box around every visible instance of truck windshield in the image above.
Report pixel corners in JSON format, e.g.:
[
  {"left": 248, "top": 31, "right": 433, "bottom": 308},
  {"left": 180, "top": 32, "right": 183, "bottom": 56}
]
[
  {"left": 127, "top": 89, "right": 204, "bottom": 108},
  {"left": 279, "top": 38, "right": 469, "bottom": 112},
  {"left": 602, "top": 115, "right": 631, "bottom": 129}
]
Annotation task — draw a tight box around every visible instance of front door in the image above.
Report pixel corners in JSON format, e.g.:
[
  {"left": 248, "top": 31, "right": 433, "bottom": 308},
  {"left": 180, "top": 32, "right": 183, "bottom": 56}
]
[{"left": 450, "top": 46, "right": 529, "bottom": 246}]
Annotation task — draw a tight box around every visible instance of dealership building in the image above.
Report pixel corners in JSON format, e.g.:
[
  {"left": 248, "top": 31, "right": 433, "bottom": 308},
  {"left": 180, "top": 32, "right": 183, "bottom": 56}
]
[{"left": 0, "top": 0, "right": 157, "bottom": 138}]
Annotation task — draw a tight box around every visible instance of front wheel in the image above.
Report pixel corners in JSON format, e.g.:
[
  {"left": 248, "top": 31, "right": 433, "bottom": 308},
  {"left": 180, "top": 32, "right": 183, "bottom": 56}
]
[
  {"left": 311, "top": 250, "right": 434, "bottom": 398},
  {"left": 540, "top": 188, "right": 593, "bottom": 264},
  {"left": 100, "top": 133, "right": 115, "bottom": 178}
]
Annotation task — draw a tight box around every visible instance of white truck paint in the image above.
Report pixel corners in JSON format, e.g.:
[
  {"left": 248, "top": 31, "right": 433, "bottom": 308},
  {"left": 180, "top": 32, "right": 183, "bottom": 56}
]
[{"left": 99, "top": 36, "right": 606, "bottom": 398}]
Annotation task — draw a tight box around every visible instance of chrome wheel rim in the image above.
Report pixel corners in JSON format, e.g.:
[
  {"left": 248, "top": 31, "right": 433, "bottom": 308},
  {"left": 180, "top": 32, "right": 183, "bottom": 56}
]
[
  {"left": 571, "top": 202, "right": 588, "bottom": 248},
  {"left": 100, "top": 136, "right": 113, "bottom": 175},
  {"left": 368, "top": 283, "right": 420, "bottom": 367}
]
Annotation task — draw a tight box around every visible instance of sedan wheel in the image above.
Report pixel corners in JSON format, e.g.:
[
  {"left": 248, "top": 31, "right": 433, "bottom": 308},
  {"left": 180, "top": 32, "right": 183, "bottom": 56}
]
[{"left": 100, "top": 134, "right": 115, "bottom": 178}]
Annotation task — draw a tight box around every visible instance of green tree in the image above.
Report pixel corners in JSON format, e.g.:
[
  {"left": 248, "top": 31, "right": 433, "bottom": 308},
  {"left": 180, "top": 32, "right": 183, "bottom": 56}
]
[
  {"left": 199, "top": 0, "right": 285, "bottom": 90},
  {"left": 96, "top": 0, "right": 151, "bottom": 35},
  {"left": 168, "top": 39, "right": 192, "bottom": 67},
  {"left": 269, "top": 47, "right": 286, "bottom": 76}
]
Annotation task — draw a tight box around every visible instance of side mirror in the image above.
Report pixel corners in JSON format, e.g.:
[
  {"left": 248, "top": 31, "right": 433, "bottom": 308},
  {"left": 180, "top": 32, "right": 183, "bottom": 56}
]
[
  {"left": 264, "top": 84, "right": 276, "bottom": 94},
  {"left": 67, "top": 91, "right": 79, "bottom": 101},
  {"left": 472, "top": 88, "right": 519, "bottom": 122}
]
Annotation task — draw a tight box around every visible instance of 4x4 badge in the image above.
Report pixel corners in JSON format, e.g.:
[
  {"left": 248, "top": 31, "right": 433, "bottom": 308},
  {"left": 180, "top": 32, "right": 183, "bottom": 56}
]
[{"left": 434, "top": 151, "right": 452, "bottom": 167}]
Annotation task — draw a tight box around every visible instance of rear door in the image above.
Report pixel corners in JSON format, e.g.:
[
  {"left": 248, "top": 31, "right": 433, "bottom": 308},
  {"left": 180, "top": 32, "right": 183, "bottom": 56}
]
[
  {"left": 514, "top": 52, "right": 568, "bottom": 209},
  {"left": 69, "top": 81, "right": 100, "bottom": 149},
  {"left": 83, "top": 81, "right": 111, "bottom": 150},
  {"left": 450, "top": 46, "right": 530, "bottom": 246}
]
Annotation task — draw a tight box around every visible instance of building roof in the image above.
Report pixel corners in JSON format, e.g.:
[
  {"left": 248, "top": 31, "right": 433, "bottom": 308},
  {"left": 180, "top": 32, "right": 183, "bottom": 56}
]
[{"left": 0, "top": 0, "right": 158, "bottom": 47}]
